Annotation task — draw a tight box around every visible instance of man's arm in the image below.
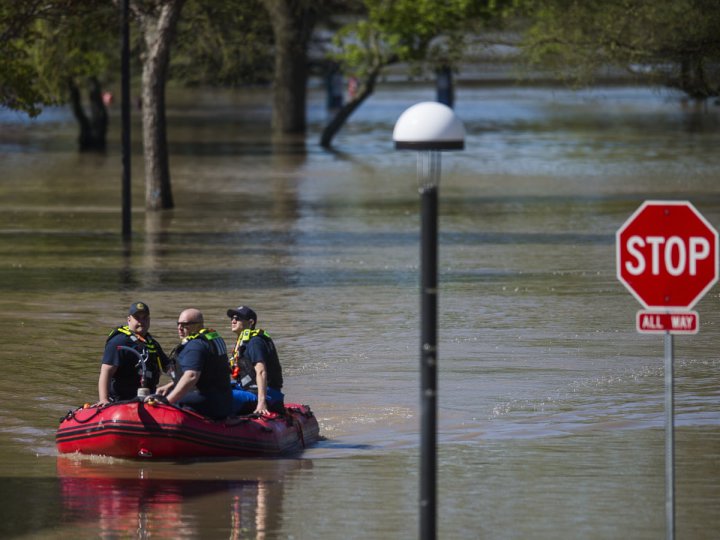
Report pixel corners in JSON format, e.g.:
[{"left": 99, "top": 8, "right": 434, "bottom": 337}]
[
  {"left": 97, "top": 364, "right": 117, "bottom": 405},
  {"left": 246, "top": 337, "right": 273, "bottom": 415},
  {"left": 166, "top": 370, "right": 200, "bottom": 404},
  {"left": 155, "top": 381, "right": 174, "bottom": 395},
  {"left": 253, "top": 362, "right": 269, "bottom": 415}
]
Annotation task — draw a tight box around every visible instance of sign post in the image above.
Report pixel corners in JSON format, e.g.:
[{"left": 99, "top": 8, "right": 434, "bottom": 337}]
[{"left": 616, "top": 200, "right": 719, "bottom": 540}]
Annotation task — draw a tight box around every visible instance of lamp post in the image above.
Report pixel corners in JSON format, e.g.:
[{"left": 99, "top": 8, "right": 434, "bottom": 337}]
[{"left": 393, "top": 102, "right": 465, "bottom": 540}]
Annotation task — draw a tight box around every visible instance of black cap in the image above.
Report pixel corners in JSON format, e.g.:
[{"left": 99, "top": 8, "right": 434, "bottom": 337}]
[
  {"left": 227, "top": 306, "right": 257, "bottom": 321},
  {"left": 128, "top": 302, "right": 150, "bottom": 316}
]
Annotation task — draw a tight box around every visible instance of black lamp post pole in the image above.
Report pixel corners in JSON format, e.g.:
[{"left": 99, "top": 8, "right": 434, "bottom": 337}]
[
  {"left": 121, "top": 0, "right": 131, "bottom": 241},
  {"left": 393, "top": 102, "right": 463, "bottom": 540},
  {"left": 419, "top": 150, "right": 440, "bottom": 540}
]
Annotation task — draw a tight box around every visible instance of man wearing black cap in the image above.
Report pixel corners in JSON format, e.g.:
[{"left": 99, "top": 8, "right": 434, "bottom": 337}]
[
  {"left": 97, "top": 302, "right": 171, "bottom": 404},
  {"left": 227, "top": 306, "right": 284, "bottom": 415}
]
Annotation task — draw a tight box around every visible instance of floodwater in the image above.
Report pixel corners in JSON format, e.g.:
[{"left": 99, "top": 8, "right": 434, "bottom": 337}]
[{"left": 1, "top": 83, "right": 719, "bottom": 539}]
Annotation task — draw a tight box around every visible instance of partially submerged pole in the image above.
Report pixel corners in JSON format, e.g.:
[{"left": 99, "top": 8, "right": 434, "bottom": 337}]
[
  {"left": 121, "top": 0, "right": 131, "bottom": 241},
  {"left": 393, "top": 102, "right": 465, "bottom": 540}
]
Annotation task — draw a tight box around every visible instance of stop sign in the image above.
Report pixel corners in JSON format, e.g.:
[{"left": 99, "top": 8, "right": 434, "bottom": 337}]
[{"left": 616, "top": 201, "right": 719, "bottom": 309}]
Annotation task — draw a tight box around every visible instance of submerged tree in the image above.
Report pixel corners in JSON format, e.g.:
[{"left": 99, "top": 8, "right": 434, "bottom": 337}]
[
  {"left": 2, "top": 1, "right": 186, "bottom": 209},
  {"left": 1, "top": 1, "right": 116, "bottom": 150},
  {"left": 515, "top": 0, "right": 720, "bottom": 99},
  {"left": 260, "top": 0, "right": 319, "bottom": 136},
  {"left": 319, "top": 0, "right": 498, "bottom": 148},
  {"left": 132, "top": 0, "right": 186, "bottom": 210},
  {"left": 39, "top": 8, "right": 117, "bottom": 152}
]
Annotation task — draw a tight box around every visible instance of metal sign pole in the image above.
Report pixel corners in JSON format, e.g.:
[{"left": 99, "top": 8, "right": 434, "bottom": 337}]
[
  {"left": 616, "top": 200, "right": 719, "bottom": 540},
  {"left": 664, "top": 331, "right": 675, "bottom": 540},
  {"left": 419, "top": 151, "right": 439, "bottom": 540}
]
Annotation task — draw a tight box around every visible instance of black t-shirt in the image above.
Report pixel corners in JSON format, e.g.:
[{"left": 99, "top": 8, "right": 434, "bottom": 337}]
[
  {"left": 245, "top": 335, "right": 283, "bottom": 390},
  {"left": 176, "top": 333, "right": 232, "bottom": 418},
  {"left": 102, "top": 331, "right": 168, "bottom": 399},
  {"left": 177, "top": 337, "right": 231, "bottom": 395}
]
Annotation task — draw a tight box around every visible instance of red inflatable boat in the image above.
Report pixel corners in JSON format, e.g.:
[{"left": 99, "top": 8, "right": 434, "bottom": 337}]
[{"left": 56, "top": 399, "right": 319, "bottom": 459}]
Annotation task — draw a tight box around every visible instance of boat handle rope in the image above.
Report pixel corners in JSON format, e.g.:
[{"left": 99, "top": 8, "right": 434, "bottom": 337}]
[
  {"left": 59, "top": 396, "right": 165, "bottom": 423},
  {"left": 286, "top": 405, "right": 314, "bottom": 419},
  {"left": 61, "top": 399, "right": 305, "bottom": 426},
  {"left": 293, "top": 416, "right": 306, "bottom": 448},
  {"left": 60, "top": 402, "right": 117, "bottom": 424}
]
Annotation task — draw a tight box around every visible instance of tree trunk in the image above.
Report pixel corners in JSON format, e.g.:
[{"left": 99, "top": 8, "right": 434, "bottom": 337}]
[
  {"left": 262, "top": 0, "right": 317, "bottom": 135},
  {"left": 88, "top": 77, "right": 108, "bottom": 150},
  {"left": 68, "top": 80, "right": 92, "bottom": 150},
  {"left": 68, "top": 78, "right": 108, "bottom": 152},
  {"left": 136, "top": 0, "right": 185, "bottom": 211},
  {"left": 678, "top": 56, "right": 711, "bottom": 100},
  {"left": 320, "top": 66, "right": 382, "bottom": 149}
]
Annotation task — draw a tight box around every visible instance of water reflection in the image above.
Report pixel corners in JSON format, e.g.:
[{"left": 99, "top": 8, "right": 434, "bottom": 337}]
[
  {"left": 57, "top": 457, "right": 308, "bottom": 539},
  {"left": 142, "top": 211, "right": 173, "bottom": 289}
]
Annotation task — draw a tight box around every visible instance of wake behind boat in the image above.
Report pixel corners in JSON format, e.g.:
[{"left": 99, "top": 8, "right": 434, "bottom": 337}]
[{"left": 56, "top": 398, "right": 319, "bottom": 459}]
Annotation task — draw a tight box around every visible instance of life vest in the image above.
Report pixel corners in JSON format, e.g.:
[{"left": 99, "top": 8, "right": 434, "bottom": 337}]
[
  {"left": 180, "top": 328, "right": 227, "bottom": 351},
  {"left": 175, "top": 328, "right": 229, "bottom": 371},
  {"left": 229, "top": 328, "right": 282, "bottom": 390},
  {"left": 106, "top": 326, "right": 165, "bottom": 387},
  {"left": 174, "top": 329, "right": 231, "bottom": 393}
]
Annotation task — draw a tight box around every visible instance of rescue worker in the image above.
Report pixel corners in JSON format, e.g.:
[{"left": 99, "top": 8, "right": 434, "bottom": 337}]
[
  {"left": 98, "top": 301, "right": 171, "bottom": 404},
  {"left": 155, "top": 308, "right": 233, "bottom": 419},
  {"left": 227, "top": 306, "right": 284, "bottom": 415}
]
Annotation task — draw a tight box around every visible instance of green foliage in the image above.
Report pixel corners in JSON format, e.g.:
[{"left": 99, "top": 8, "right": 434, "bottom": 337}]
[
  {"left": 515, "top": 0, "right": 720, "bottom": 97},
  {"left": 332, "top": 0, "right": 484, "bottom": 78},
  {"left": 1, "top": 0, "right": 277, "bottom": 115},
  {"left": 172, "top": 0, "right": 274, "bottom": 86},
  {"left": 0, "top": 56, "right": 46, "bottom": 116},
  {"left": 1, "top": 1, "right": 117, "bottom": 116},
  {"left": 28, "top": 9, "right": 117, "bottom": 98},
  {"left": 1, "top": 3, "right": 48, "bottom": 115}
]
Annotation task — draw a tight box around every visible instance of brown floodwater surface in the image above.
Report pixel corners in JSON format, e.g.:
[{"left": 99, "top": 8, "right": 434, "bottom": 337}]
[{"left": 0, "top": 84, "right": 719, "bottom": 538}]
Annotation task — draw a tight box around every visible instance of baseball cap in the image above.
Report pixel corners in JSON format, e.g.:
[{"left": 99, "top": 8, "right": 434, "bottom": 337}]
[
  {"left": 128, "top": 302, "right": 150, "bottom": 316},
  {"left": 227, "top": 306, "right": 257, "bottom": 321}
]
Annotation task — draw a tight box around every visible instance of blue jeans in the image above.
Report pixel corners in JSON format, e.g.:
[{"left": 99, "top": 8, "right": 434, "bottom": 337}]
[{"left": 231, "top": 383, "right": 284, "bottom": 415}]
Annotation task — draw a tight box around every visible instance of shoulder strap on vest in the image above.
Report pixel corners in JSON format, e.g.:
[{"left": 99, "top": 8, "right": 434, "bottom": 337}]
[
  {"left": 187, "top": 328, "right": 220, "bottom": 341},
  {"left": 236, "top": 328, "right": 270, "bottom": 345},
  {"left": 107, "top": 325, "right": 134, "bottom": 342}
]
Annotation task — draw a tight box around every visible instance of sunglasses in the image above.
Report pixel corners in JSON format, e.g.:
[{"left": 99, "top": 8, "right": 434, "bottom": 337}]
[{"left": 177, "top": 320, "right": 201, "bottom": 327}]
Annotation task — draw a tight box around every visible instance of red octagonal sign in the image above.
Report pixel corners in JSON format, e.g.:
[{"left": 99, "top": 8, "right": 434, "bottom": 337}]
[{"left": 616, "top": 201, "right": 719, "bottom": 310}]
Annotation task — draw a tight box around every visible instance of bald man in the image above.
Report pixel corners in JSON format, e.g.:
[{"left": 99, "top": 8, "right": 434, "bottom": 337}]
[{"left": 156, "top": 308, "right": 232, "bottom": 419}]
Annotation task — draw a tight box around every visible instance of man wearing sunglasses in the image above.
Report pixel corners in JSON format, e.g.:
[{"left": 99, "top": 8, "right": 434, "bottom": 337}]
[
  {"left": 98, "top": 301, "right": 171, "bottom": 405},
  {"left": 156, "top": 308, "right": 233, "bottom": 420},
  {"left": 227, "top": 306, "right": 284, "bottom": 415}
]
